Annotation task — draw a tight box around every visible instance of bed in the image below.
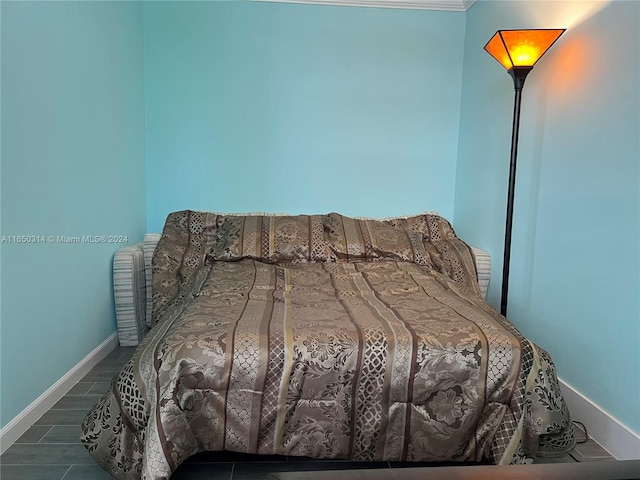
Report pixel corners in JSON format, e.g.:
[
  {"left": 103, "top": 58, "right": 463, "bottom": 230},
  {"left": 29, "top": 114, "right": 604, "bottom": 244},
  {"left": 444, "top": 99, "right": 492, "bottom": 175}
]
[{"left": 81, "top": 210, "right": 575, "bottom": 480}]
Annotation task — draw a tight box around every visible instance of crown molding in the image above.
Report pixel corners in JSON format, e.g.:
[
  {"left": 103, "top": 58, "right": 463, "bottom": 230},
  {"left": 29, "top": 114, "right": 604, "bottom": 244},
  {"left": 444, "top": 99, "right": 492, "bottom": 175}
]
[{"left": 251, "top": 0, "right": 476, "bottom": 11}]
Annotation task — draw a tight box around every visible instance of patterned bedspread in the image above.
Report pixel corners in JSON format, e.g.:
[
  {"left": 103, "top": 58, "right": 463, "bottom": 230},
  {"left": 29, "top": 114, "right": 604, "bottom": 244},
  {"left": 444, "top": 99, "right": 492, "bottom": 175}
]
[{"left": 81, "top": 211, "right": 574, "bottom": 479}]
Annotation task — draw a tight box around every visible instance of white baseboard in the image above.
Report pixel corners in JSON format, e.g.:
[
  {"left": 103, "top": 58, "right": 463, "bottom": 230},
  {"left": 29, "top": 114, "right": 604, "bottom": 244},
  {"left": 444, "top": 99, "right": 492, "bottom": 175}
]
[
  {"left": 559, "top": 378, "right": 640, "bottom": 460},
  {"left": 0, "top": 333, "right": 119, "bottom": 454}
]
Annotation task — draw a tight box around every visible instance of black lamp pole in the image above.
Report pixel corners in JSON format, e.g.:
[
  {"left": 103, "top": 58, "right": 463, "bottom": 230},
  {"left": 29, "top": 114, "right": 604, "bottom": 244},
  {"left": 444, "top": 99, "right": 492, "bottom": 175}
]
[{"left": 500, "top": 66, "right": 532, "bottom": 317}]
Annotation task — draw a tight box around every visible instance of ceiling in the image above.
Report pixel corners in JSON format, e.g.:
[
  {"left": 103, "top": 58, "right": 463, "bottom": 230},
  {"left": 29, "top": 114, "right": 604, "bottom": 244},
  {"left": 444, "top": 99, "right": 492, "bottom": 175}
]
[{"left": 251, "top": 0, "right": 476, "bottom": 11}]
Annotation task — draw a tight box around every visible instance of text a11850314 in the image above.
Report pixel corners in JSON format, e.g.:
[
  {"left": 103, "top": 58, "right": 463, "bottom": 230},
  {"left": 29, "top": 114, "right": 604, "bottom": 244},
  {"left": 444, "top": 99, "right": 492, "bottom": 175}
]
[{"left": 1, "top": 234, "right": 129, "bottom": 244}]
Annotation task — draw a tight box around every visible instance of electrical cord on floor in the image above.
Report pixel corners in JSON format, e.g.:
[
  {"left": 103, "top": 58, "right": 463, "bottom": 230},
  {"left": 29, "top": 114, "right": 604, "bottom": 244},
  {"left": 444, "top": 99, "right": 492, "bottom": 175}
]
[
  {"left": 573, "top": 420, "right": 589, "bottom": 444},
  {"left": 569, "top": 420, "right": 589, "bottom": 462}
]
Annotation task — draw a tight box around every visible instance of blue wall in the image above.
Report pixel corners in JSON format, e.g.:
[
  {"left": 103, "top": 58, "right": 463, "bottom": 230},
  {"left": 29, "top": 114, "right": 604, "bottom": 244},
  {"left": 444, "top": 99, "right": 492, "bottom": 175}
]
[
  {"left": 455, "top": 0, "right": 639, "bottom": 434},
  {"left": 144, "top": 1, "right": 466, "bottom": 232},
  {"left": 0, "top": 2, "right": 146, "bottom": 427}
]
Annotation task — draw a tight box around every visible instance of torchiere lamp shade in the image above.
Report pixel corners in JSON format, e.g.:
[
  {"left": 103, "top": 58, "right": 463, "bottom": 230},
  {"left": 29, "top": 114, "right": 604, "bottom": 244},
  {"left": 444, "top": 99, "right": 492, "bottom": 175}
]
[{"left": 484, "top": 29, "right": 565, "bottom": 70}]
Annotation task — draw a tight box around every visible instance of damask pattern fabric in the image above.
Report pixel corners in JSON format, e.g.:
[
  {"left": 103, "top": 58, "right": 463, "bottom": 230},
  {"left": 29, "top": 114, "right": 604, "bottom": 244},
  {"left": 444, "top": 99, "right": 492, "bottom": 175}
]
[
  {"left": 150, "top": 210, "right": 218, "bottom": 327},
  {"left": 381, "top": 213, "right": 480, "bottom": 296},
  {"left": 322, "top": 213, "right": 430, "bottom": 265},
  {"left": 82, "top": 211, "right": 574, "bottom": 480},
  {"left": 324, "top": 213, "right": 481, "bottom": 297},
  {"left": 150, "top": 211, "right": 481, "bottom": 326},
  {"left": 211, "top": 214, "right": 329, "bottom": 264},
  {"left": 143, "top": 234, "right": 162, "bottom": 328}
]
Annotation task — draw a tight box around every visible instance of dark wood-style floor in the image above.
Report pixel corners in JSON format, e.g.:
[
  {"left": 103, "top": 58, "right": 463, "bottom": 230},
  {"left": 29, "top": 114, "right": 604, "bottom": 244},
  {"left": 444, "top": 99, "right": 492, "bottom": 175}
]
[{"left": 0, "top": 347, "right": 618, "bottom": 480}]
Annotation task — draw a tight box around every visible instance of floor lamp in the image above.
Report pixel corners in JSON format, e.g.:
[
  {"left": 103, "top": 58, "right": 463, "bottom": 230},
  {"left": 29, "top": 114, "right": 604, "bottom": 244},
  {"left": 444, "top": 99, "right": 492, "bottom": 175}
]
[{"left": 484, "top": 29, "right": 565, "bottom": 317}]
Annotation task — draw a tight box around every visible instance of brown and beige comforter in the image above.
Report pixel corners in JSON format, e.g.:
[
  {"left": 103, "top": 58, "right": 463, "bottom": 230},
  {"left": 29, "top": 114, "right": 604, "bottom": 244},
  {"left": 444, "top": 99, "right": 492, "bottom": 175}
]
[{"left": 81, "top": 211, "right": 574, "bottom": 479}]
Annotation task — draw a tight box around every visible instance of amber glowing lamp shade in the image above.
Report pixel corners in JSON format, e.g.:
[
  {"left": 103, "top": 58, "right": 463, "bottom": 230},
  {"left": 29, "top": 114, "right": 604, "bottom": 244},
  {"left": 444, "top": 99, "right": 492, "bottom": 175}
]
[{"left": 484, "top": 29, "right": 565, "bottom": 70}]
